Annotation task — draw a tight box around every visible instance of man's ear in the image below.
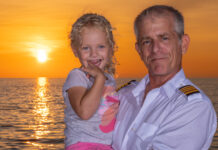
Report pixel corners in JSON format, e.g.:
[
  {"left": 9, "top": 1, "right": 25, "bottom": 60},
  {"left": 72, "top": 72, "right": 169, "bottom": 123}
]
[
  {"left": 181, "top": 34, "right": 190, "bottom": 54},
  {"left": 135, "top": 42, "right": 143, "bottom": 59}
]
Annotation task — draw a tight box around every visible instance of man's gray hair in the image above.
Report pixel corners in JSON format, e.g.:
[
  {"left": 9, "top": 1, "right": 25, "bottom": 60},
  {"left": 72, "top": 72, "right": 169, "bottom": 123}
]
[{"left": 134, "top": 5, "right": 184, "bottom": 40}]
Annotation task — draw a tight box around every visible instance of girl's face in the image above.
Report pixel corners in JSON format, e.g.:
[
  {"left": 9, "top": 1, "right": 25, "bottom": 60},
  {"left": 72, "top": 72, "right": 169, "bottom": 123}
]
[{"left": 74, "top": 27, "right": 112, "bottom": 70}]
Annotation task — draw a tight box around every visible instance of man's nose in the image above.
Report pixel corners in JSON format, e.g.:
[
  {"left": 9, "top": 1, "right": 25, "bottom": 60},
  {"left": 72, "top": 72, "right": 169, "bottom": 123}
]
[{"left": 152, "top": 40, "right": 161, "bottom": 53}]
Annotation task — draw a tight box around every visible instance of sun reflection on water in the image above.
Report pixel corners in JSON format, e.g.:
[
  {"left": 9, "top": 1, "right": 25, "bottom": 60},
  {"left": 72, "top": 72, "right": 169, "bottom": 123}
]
[
  {"left": 28, "top": 77, "right": 51, "bottom": 147},
  {"left": 38, "top": 77, "right": 47, "bottom": 87}
]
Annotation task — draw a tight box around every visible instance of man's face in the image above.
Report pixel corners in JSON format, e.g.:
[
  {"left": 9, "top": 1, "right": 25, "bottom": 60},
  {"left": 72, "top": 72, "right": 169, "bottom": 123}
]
[{"left": 136, "top": 14, "right": 188, "bottom": 79}]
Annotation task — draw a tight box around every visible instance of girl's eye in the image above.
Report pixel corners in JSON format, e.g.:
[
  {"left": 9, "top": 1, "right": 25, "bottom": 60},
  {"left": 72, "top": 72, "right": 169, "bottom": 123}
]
[
  {"left": 82, "top": 46, "right": 89, "bottom": 50},
  {"left": 98, "top": 45, "right": 105, "bottom": 49}
]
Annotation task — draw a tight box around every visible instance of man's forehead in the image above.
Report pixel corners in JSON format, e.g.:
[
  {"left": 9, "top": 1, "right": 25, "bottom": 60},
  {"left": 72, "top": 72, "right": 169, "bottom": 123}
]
[
  {"left": 144, "top": 10, "right": 174, "bottom": 19},
  {"left": 141, "top": 12, "right": 174, "bottom": 24},
  {"left": 138, "top": 32, "right": 171, "bottom": 40},
  {"left": 138, "top": 15, "right": 175, "bottom": 31},
  {"left": 137, "top": 25, "right": 177, "bottom": 42}
]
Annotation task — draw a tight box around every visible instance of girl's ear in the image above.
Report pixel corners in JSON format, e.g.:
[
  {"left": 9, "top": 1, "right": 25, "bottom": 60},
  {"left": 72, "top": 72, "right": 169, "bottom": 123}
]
[
  {"left": 181, "top": 34, "right": 190, "bottom": 54},
  {"left": 110, "top": 47, "right": 114, "bottom": 56},
  {"left": 72, "top": 49, "right": 78, "bottom": 57}
]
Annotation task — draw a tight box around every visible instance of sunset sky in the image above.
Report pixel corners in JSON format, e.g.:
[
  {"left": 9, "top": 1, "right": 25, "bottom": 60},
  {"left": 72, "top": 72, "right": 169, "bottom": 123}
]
[{"left": 0, "top": 0, "right": 218, "bottom": 78}]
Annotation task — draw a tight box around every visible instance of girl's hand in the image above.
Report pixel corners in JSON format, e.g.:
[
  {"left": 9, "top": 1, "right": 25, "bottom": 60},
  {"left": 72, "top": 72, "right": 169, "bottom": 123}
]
[
  {"left": 109, "top": 101, "right": 120, "bottom": 116},
  {"left": 82, "top": 61, "right": 106, "bottom": 80}
]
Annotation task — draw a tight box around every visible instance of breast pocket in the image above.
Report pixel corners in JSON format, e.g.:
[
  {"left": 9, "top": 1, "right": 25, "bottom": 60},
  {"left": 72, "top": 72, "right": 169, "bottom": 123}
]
[{"left": 135, "top": 122, "right": 158, "bottom": 141}]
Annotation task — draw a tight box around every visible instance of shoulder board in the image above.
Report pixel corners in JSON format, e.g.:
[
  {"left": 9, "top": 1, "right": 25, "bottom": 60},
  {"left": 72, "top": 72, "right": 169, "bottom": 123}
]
[
  {"left": 116, "top": 80, "right": 137, "bottom": 92},
  {"left": 179, "top": 85, "right": 200, "bottom": 96}
]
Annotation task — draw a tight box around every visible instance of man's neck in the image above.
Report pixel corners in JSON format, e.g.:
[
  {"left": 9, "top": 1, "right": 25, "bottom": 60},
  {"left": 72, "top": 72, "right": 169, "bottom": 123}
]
[
  {"left": 149, "top": 75, "right": 170, "bottom": 89},
  {"left": 143, "top": 72, "right": 178, "bottom": 101}
]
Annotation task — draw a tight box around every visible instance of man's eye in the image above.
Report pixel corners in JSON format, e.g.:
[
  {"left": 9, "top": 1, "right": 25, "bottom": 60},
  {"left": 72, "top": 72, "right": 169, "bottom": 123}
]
[
  {"left": 142, "top": 40, "right": 151, "bottom": 45},
  {"left": 162, "top": 36, "right": 169, "bottom": 41}
]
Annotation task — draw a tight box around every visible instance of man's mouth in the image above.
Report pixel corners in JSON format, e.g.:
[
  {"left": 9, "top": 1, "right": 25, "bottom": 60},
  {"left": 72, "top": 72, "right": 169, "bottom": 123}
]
[{"left": 150, "top": 57, "right": 166, "bottom": 62}]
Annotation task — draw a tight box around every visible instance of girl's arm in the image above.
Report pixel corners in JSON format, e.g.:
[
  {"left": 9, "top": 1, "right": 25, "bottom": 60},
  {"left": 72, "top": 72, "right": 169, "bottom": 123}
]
[{"left": 67, "top": 63, "right": 106, "bottom": 120}]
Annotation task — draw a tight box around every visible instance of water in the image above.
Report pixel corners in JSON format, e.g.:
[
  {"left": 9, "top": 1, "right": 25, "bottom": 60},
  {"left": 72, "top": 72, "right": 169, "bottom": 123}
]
[
  {"left": 0, "top": 78, "right": 217, "bottom": 149},
  {"left": 0, "top": 78, "right": 65, "bottom": 149}
]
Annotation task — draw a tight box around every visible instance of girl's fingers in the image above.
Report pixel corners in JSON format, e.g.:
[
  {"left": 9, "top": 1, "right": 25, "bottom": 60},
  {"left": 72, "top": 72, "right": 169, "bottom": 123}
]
[
  {"left": 87, "top": 62, "right": 97, "bottom": 69},
  {"left": 109, "top": 102, "right": 120, "bottom": 113},
  {"left": 111, "top": 102, "right": 120, "bottom": 108},
  {"left": 82, "top": 61, "right": 105, "bottom": 78}
]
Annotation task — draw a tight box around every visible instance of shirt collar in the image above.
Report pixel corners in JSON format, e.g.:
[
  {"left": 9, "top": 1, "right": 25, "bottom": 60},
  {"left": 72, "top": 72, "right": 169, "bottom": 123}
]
[
  {"left": 132, "top": 69, "right": 186, "bottom": 99},
  {"left": 132, "top": 74, "right": 149, "bottom": 97},
  {"left": 162, "top": 69, "right": 186, "bottom": 98}
]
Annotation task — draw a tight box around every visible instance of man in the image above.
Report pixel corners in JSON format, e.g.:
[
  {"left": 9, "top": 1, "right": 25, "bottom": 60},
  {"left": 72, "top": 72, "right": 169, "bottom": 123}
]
[{"left": 112, "top": 5, "right": 217, "bottom": 150}]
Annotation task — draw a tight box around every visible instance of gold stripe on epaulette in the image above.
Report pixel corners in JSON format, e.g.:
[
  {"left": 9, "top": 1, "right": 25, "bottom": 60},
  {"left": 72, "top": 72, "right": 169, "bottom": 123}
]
[
  {"left": 116, "top": 80, "right": 136, "bottom": 92},
  {"left": 179, "top": 85, "right": 200, "bottom": 96}
]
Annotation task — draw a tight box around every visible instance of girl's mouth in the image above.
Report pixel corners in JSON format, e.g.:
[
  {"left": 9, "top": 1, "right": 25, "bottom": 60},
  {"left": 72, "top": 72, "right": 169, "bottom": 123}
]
[{"left": 88, "top": 59, "right": 102, "bottom": 66}]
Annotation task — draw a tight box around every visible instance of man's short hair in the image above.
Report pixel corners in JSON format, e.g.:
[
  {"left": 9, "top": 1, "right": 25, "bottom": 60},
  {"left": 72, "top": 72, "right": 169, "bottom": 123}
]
[{"left": 134, "top": 5, "right": 184, "bottom": 40}]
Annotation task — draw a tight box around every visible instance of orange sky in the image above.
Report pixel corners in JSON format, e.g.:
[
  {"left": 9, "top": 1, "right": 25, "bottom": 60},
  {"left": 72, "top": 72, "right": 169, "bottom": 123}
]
[{"left": 0, "top": 0, "right": 218, "bottom": 78}]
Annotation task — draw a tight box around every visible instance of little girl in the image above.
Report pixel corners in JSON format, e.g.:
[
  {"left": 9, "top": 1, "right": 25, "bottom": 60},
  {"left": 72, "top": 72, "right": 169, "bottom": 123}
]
[{"left": 63, "top": 13, "right": 119, "bottom": 150}]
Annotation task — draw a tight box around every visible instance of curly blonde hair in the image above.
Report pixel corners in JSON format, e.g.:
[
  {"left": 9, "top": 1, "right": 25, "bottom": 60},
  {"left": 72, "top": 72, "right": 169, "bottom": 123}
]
[{"left": 69, "top": 13, "right": 117, "bottom": 75}]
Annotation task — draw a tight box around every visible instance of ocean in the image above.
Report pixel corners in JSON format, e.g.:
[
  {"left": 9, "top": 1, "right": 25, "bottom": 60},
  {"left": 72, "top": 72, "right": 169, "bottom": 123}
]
[{"left": 0, "top": 78, "right": 217, "bottom": 150}]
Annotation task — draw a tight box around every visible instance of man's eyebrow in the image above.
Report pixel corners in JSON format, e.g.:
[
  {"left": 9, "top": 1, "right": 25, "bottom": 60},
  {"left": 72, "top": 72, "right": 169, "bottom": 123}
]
[
  {"left": 138, "top": 36, "right": 150, "bottom": 42},
  {"left": 159, "top": 32, "right": 170, "bottom": 36}
]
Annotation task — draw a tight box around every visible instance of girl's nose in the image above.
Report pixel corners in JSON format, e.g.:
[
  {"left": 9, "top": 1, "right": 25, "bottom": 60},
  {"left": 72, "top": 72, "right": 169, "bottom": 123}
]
[{"left": 90, "top": 49, "right": 97, "bottom": 57}]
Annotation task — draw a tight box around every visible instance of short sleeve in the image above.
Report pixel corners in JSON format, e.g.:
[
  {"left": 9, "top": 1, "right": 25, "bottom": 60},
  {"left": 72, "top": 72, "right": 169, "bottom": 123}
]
[{"left": 63, "top": 69, "right": 89, "bottom": 93}]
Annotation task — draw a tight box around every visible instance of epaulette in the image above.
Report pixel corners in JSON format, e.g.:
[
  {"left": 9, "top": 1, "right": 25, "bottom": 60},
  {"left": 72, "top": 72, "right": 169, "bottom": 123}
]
[
  {"left": 179, "top": 85, "right": 200, "bottom": 96},
  {"left": 116, "top": 80, "right": 137, "bottom": 92}
]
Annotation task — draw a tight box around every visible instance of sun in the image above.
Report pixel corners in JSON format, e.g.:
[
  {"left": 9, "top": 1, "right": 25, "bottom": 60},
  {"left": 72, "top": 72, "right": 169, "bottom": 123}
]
[{"left": 37, "top": 49, "right": 47, "bottom": 63}]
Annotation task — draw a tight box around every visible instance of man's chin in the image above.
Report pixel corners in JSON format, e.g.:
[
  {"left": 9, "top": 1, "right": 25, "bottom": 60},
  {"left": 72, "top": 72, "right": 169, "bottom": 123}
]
[{"left": 149, "top": 69, "right": 169, "bottom": 77}]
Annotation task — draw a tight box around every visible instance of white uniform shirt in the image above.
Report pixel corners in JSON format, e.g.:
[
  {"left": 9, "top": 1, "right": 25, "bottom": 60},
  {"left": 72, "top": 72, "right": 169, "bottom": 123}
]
[{"left": 112, "top": 69, "right": 217, "bottom": 150}]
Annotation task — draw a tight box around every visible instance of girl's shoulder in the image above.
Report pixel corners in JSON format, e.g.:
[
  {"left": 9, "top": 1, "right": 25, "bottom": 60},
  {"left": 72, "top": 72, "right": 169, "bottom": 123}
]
[
  {"left": 64, "top": 68, "right": 90, "bottom": 88},
  {"left": 69, "top": 68, "right": 85, "bottom": 75},
  {"left": 104, "top": 73, "right": 116, "bottom": 87},
  {"left": 63, "top": 68, "right": 92, "bottom": 92},
  {"left": 105, "top": 73, "right": 114, "bottom": 80},
  {"left": 68, "top": 68, "right": 90, "bottom": 80}
]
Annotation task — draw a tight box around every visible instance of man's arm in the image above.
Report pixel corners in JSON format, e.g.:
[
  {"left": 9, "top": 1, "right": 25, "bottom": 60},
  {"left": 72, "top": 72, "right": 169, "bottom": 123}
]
[{"left": 152, "top": 100, "right": 216, "bottom": 150}]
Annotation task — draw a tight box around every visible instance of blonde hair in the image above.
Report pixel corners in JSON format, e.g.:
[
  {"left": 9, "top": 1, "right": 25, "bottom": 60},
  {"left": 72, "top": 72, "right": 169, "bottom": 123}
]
[{"left": 69, "top": 13, "right": 117, "bottom": 75}]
